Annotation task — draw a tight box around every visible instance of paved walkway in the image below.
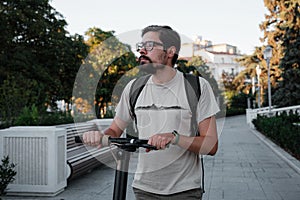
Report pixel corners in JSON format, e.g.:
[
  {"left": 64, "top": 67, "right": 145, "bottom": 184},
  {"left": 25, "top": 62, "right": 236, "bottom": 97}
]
[
  {"left": 3, "top": 115, "right": 300, "bottom": 200},
  {"left": 203, "top": 115, "right": 300, "bottom": 200}
]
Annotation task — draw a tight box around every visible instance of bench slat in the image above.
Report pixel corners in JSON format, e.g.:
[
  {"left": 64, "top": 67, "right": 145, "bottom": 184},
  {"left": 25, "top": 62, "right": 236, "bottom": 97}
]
[{"left": 57, "top": 120, "right": 115, "bottom": 180}]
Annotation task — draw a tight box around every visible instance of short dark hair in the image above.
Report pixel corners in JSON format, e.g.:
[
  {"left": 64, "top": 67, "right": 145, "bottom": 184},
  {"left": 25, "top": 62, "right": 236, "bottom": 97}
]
[{"left": 142, "top": 25, "right": 181, "bottom": 66}]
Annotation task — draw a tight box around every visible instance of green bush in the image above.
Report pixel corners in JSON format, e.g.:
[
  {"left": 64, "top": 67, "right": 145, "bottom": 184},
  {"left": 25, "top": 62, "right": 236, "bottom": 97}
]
[
  {"left": 225, "top": 107, "right": 246, "bottom": 117},
  {"left": 230, "top": 92, "right": 250, "bottom": 109},
  {"left": 0, "top": 156, "right": 17, "bottom": 196},
  {"left": 223, "top": 92, "right": 251, "bottom": 117},
  {"left": 14, "top": 105, "right": 39, "bottom": 126},
  {"left": 253, "top": 112, "right": 300, "bottom": 159},
  {"left": 14, "top": 105, "right": 75, "bottom": 126},
  {"left": 1, "top": 108, "right": 96, "bottom": 129},
  {"left": 39, "top": 111, "right": 75, "bottom": 125}
]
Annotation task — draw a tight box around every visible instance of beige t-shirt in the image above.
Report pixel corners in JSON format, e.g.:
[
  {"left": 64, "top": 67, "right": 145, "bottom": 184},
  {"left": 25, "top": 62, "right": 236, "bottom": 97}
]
[{"left": 115, "top": 70, "right": 219, "bottom": 195}]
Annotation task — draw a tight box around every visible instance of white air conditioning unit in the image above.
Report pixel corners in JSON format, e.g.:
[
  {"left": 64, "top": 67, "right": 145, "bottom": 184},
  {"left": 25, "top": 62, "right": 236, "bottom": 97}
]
[{"left": 0, "top": 126, "right": 66, "bottom": 196}]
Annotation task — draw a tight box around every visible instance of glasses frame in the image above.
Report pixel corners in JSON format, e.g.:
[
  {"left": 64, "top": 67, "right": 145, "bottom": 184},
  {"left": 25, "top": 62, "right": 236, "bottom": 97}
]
[{"left": 136, "top": 41, "right": 165, "bottom": 52}]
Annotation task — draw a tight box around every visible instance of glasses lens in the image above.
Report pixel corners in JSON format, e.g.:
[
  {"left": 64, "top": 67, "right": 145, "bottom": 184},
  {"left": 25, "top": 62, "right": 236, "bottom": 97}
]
[
  {"left": 136, "top": 41, "right": 162, "bottom": 52},
  {"left": 136, "top": 42, "right": 143, "bottom": 52},
  {"left": 145, "top": 41, "right": 154, "bottom": 51}
]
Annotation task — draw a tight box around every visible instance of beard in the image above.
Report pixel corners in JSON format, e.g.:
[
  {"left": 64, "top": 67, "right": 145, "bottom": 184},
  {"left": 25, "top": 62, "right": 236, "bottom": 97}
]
[{"left": 138, "top": 55, "right": 166, "bottom": 74}]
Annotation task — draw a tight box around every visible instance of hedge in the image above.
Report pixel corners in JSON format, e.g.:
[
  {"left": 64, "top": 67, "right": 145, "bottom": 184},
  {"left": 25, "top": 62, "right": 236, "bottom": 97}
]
[{"left": 252, "top": 112, "right": 300, "bottom": 160}]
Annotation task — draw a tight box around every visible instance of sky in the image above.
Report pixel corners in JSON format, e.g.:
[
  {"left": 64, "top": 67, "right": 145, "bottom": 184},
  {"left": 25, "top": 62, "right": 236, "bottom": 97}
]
[{"left": 50, "top": 0, "right": 268, "bottom": 55}]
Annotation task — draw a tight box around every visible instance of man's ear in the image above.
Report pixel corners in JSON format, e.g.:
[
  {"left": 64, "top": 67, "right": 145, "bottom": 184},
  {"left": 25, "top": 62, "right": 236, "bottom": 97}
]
[{"left": 167, "top": 46, "right": 176, "bottom": 57}]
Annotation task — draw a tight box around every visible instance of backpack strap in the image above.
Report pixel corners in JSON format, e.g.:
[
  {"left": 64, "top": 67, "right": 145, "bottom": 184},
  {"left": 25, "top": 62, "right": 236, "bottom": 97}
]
[
  {"left": 183, "top": 73, "right": 201, "bottom": 136},
  {"left": 183, "top": 73, "right": 205, "bottom": 193},
  {"left": 129, "top": 74, "right": 151, "bottom": 123}
]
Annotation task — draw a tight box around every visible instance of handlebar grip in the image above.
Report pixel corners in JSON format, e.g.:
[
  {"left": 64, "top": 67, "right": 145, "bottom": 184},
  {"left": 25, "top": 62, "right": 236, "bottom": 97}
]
[
  {"left": 101, "top": 135, "right": 110, "bottom": 147},
  {"left": 141, "top": 144, "right": 157, "bottom": 150},
  {"left": 75, "top": 135, "right": 110, "bottom": 146}
]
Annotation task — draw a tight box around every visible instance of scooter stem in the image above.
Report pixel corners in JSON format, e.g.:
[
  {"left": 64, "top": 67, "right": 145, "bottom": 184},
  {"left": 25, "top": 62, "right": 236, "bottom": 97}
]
[{"left": 113, "top": 149, "right": 131, "bottom": 200}]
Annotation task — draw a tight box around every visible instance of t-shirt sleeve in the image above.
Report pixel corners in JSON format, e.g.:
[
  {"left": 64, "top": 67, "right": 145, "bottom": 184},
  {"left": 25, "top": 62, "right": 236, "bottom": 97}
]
[
  {"left": 196, "top": 77, "right": 220, "bottom": 123},
  {"left": 115, "top": 79, "right": 135, "bottom": 124}
]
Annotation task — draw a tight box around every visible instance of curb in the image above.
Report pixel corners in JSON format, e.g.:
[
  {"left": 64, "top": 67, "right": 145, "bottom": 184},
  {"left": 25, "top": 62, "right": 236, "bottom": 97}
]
[{"left": 249, "top": 128, "right": 300, "bottom": 175}]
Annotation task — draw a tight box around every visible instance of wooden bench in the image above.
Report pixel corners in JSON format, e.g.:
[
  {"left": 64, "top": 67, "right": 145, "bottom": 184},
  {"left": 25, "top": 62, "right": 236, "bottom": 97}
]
[{"left": 57, "top": 119, "right": 116, "bottom": 180}]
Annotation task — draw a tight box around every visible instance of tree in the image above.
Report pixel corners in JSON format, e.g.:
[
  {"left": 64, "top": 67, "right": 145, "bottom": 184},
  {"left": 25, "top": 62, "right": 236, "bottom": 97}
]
[
  {"left": 235, "top": 47, "right": 283, "bottom": 107},
  {"left": 260, "top": 0, "right": 300, "bottom": 107},
  {"left": 0, "top": 76, "right": 40, "bottom": 126},
  {"left": 234, "top": 0, "right": 299, "bottom": 108},
  {"left": 73, "top": 27, "right": 137, "bottom": 118},
  {"left": 54, "top": 33, "right": 88, "bottom": 110},
  {"left": 261, "top": 0, "right": 300, "bottom": 106},
  {"left": 221, "top": 70, "right": 238, "bottom": 106},
  {"left": 0, "top": 0, "right": 88, "bottom": 124}
]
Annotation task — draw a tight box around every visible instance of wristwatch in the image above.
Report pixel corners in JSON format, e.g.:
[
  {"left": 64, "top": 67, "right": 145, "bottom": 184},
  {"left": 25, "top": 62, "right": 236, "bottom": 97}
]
[{"left": 172, "top": 130, "right": 180, "bottom": 145}]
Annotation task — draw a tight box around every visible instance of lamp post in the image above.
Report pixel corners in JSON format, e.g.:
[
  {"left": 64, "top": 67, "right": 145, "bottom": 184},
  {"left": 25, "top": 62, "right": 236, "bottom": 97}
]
[
  {"left": 256, "top": 65, "right": 262, "bottom": 108},
  {"left": 263, "top": 45, "right": 273, "bottom": 113}
]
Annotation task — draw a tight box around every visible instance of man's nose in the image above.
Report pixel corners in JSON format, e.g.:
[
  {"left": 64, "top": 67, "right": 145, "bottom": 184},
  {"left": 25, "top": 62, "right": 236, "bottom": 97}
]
[{"left": 138, "top": 47, "right": 147, "bottom": 55}]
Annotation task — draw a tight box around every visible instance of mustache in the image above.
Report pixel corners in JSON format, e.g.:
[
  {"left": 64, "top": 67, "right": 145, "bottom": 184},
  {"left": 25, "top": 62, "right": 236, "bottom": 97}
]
[
  {"left": 137, "top": 56, "right": 156, "bottom": 74},
  {"left": 138, "top": 55, "right": 152, "bottom": 64}
]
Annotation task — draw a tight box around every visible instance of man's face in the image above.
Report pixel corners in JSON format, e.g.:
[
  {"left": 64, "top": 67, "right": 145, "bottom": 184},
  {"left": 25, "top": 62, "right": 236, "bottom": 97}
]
[{"left": 137, "top": 31, "right": 168, "bottom": 74}]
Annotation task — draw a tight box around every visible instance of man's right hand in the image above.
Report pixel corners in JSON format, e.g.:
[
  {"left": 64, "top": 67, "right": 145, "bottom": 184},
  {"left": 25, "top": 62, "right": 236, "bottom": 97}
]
[{"left": 82, "top": 131, "right": 104, "bottom": 149}]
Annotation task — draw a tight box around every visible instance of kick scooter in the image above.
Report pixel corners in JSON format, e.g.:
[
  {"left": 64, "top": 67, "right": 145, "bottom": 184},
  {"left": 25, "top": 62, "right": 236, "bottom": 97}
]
[{"left": 75, "top": 135, "right": 157, "bottom": 200}]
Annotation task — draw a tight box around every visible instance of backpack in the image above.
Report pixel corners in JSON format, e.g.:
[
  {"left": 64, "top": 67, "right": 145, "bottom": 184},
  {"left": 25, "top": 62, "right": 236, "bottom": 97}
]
[{"left": 128, "top": 72, "right": 205, "bottom": 193}]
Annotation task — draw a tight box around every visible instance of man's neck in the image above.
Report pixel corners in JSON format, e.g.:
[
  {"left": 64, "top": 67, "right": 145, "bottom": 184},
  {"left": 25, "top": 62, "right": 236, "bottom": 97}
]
[{"left": 152, "top": 67, "right": 177, "bottom": 84}]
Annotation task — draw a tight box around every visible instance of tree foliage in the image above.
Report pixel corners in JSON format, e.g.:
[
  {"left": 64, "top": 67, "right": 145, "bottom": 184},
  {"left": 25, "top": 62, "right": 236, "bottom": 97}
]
[
  {"left": 186, "top": 56, "right": 219, "bottom": 95},
  {"left": 0, "top": 0, "right": 88, "bottom": 124},
  {"left": 261, "top": 0, "right": 300, "bottom": 106},
  {"left": 235, "top": 0, "right": 300, "bottom": 107},
  {"left": 73, "top": 27, "right": 137, "bottom": 118},
  {"left": 221, "top": 69, "right": 239, "bottom": 107}
]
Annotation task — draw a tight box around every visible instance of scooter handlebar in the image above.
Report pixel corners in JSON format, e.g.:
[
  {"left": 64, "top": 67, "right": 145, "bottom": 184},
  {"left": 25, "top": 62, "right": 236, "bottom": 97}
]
[{"left": 75, "top": 135, "right": 157, "bottom": 151}]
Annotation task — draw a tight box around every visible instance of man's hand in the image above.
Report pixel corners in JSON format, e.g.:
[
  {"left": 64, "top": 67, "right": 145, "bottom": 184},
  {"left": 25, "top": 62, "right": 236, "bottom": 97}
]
[
  {"left": 147, "top": 132, "right": 175, "bottom": 151},
  {"left": 82, "top": 131, "right": 103, "bottom": 149}
]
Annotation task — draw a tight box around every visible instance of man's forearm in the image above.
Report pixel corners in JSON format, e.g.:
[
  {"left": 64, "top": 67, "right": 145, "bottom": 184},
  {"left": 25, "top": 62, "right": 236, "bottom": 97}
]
[
  {"left": 177, "top": 116, "right": 218, "bottom": 155},
  {"left": 103, "top": 127, "right": 120, "bottom": 138},
  {"left": 103, "top": 118, "right": 125, "bottom": 138},
  {"left": 177, "top": 135, "right": 218, "bottom": 155}
]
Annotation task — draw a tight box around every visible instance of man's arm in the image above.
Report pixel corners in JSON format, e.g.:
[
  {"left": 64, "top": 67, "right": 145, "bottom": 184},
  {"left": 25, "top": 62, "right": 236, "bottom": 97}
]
[
  {"left": 177, "top": 116, "right": 218, "bottom": 155},
  {"left": 147, "top": 116, "right": 218, "bottom": 155}
]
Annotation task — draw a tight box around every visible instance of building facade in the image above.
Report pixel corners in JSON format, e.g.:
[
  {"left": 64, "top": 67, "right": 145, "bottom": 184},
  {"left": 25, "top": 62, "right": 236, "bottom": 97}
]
[{"left": 179, "top": 37, "right": 245, "bottom": 83}]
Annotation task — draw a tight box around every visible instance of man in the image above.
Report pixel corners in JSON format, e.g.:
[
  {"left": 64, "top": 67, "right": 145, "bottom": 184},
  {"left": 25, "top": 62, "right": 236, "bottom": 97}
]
[{"left": 83, "top": 25, "right": 219, "bottom": 199}]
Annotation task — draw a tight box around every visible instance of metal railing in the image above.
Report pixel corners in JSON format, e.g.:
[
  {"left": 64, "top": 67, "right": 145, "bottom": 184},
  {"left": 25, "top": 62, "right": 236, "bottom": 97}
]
[{"left": 246, "top": 105, "right": 300, "bottom": 128}]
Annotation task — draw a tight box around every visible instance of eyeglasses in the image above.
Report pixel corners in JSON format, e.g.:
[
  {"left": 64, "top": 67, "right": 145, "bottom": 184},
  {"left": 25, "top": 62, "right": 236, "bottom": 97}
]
[{"left": 136, "top": 41, "right": 165, "bottom": 52}]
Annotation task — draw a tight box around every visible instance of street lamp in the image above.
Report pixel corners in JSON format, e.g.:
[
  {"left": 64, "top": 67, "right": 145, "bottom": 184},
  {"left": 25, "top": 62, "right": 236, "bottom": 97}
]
[
  {"left": 263, "top": 45, "right": 273, "bottom": 113},
  {"left": 256, "top": 65, "right": 262, "bottom": 108}
]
